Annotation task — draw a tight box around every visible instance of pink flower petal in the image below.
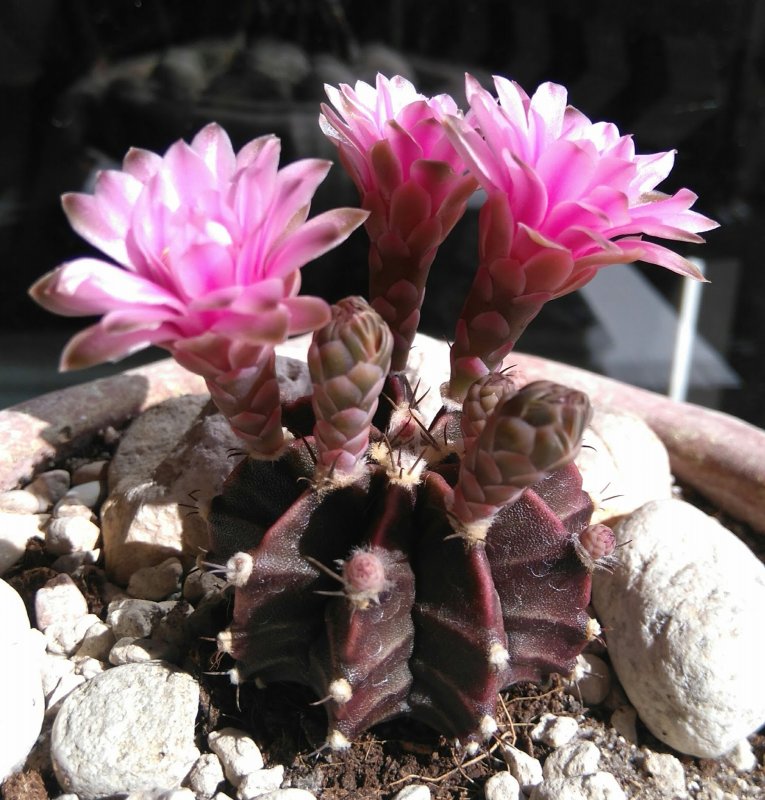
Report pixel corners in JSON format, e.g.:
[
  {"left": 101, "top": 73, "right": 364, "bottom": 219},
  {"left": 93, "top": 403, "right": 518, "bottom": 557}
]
[
  {"left": 29, "top": 258, "right": 183, "bottom": 317},
  {"left": 60, "top": 323, "right": 165, "bottom": 371},
  {"left": 191, "top": 123, "right": 237, "bottom": 184},
  {"left": 266, "top": 208, "right": 369, "bottom": 278}
]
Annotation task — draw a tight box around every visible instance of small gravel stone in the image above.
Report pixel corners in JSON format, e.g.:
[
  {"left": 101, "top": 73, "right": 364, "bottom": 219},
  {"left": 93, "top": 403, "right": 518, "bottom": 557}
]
[
  {"left": 127, "top": 557, "right": 183, "bottom": 600},
  {"left": 74, "top": 621, "right": 116, "bottom": 662},
  {"left": 61, "top": 481, "right": 103, "bottom": 510},
  {"left": 187, "top": 753, "right": 225, "bottom": 799},
  {"left": 51, "top": 662, "right": 199, "bottom": 800},
  {"left": 73, "top": 656, "right": 107, "bottom": 680},
  {"left": 106, "top": 598, "right": 164, "bottom": 639},
  {"left": 45, "top": 613, "right": 102, "bottom": 657},
  {"left": 610, "top": 706, "right": 638, "bottom": 744},
  {"left": 724, "top": 738, "right": 757, "bottom": 772},
  {"left": 208, "top": 727, "right": 264, "bottom": 786},
  {"left": 484, "top": 771, "right": 521, "bottom": 800},
  {"left": 530, "top": 714, "right": 579, "bottom": 747},
  {"left": 28, "top": 470, "right": 71, "bottom": 509},
  {"left": 51, "top": 550, "right": 100, "bottom": 574},
  {"left": 109, "top": 636, "right": 179, "bottom": 665},
  {"left": 124, "top": 790, "right": 196, "bottom": 800},
  {"left": 237, "top": 766, "right": 285, "bottom": 799},
  {"left": 391, "top": 786, "right": 431, "bottom": 800},
  {"left": 567, "top": 654, "right": 611, "bottom": 706},
  {"left": 35, "top": 574, "right": 88, "bottom": 631},
  {"left": 46, "top": 517, "right": 100, "bottom": 555},
  {"left": 41, "top": 653, "right": 76, "bottom": 699},
  {"left": 0, "top": 488, "right": 44, "bottom": 513},
  {"left": 543, "top": 741, "right": 601, "bottom": 779},
  {"left": 182, "top": 568, "right": 226, "bottom": 604},
  {"left": 72, "top": 460, "right": 108, "bottom": 485},
  {"left": 529, "top": 771, "right": 626, "bottom": 800},
  {"left": 0, "top": 511, "right": 47, "bottom": 574},
  {"left": 46, "top": 671, "right": 87, "bottom": 713},
  {"left": 52, "top": 497, "right": 96, "bottom": 520},
  {"left": 500, "top": 745, "right": 543, "bottom": 791},
  {"left": 642, "top": 751, "right": 686, "bottom": 795}
]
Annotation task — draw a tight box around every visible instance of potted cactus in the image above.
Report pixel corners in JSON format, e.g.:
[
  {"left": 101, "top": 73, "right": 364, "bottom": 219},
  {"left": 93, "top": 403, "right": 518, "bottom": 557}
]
[{"left": 24, "top": 72, "right": 728, "bottom": 755}]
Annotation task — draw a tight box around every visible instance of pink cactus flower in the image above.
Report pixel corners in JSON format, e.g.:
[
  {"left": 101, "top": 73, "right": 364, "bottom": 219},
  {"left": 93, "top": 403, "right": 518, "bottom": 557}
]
[
  {"left": 30, "top": 123, "right": 368, "bottom": 455},
  {"left": 321, "top": 74, "right": 478, "bottom": 370},
  {"left": 443, "top": 74, "right": 719, "bottom": 399}
]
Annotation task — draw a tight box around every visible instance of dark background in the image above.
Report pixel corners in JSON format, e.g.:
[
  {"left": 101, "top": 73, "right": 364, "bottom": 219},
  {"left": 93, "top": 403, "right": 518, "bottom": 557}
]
[{"left": 2, "top": 0, "right": 764, "bottom": 425}]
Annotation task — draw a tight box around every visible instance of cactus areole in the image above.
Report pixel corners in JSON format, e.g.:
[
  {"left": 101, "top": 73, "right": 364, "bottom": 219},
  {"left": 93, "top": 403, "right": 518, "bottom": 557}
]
[{"left": 30, "top": 71, "right": 715, "bottom": 751}]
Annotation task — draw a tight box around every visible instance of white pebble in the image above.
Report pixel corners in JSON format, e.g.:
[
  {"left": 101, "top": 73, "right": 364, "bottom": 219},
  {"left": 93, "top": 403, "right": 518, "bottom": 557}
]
[
  {"left": 567, "top": 654, "right": 611, "bottom": 706},
  {"left": 0, "top": 488, "right": 44, "bottom": 513},
  {"left": 62, "top": 481, "right": 102, "bottom": 510},
  {"left": 74, "top": 620, "right": 115, "bottom": 662},
  {"left": 187, "top": 752, "right": 225, "bottom": 799},
  {"left": 35, "top": 574, "right": 88, "bottom": 631},
  {"left": 247, "top": 791, "right": 315, "bottom": 800},
  {"left": 529, "top": 771, "right": 626, "bottom": 800},
  {"left": 74, "top": 657, "right": 107, "bottom": 680},
  {"left": 106, "top": 598, "right": 164, "bottom": 639},
  {"left": 501, "top": 744, "right": 543, "bottom": 791},
  {"left": 51, "top": 662, "right": 199, "bottom": 800},
  {"left": 0, "top": 511, "right": 47, "bottom": 574},
  {"left": 41, "top": 653, "right": 76, "bottom": 699},
  {"left": 127, "top": 557, "right": 183, "bottom": 601},
  {"left": 125, "top": 789, "right": 196, "bottom": 800},
  {"left": 53, "top": 496, "right": 96, "bottom": 520},
  {"left": 208, "top": 727, "right": 264, "bottom": 786},
  {"left": 484, "top": 771, "right": 521, "bottom": 800},
  {"left": 72, "top": 460, "right": 108, "bottom": 485},
  {"left": 0, "top": 579, "right": 46, "bottom": 781},
  {"left": 610, "top": 706, "right": 638, "bottom": 744},
  {"left": 392, "top": 786, "right": 431, "bottom": 800},
  {"left": 543, "top": 740, "right": 601, "bottom": 779},
  {"left": 46, "top": 516, "right": 100, "bottom": 555},
  {"left": 643, "top": 751, "right": 686, "bottom": 794},
  {"left": 530, "top": 714, "right": 579, "bottom": 747},
  {"left": 593, "top": 499, "right": 765, "bottom": 758},
  {"left": 237, "top": 765, "right": 285, "bottom": 799},
  {"left": 46, "top": 672, "right": 87, "bottom": 714},
  {"left": 45, "top": 613, "right": 102, "bottom": 656},
  {"left": 725, "top": 738, "right": 757, "bottom": 772},
  {"left": 109, "top": 636, "right": 179, "bottom": 666},
  {"left": 28, "top": 470, "right": 71, "bottom": 509}
]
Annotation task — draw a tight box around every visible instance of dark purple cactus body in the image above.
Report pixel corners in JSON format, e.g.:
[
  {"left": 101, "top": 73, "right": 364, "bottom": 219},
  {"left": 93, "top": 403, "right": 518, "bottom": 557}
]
[{"left": 208, "top": 366, "right": 606, "bottom": 748}]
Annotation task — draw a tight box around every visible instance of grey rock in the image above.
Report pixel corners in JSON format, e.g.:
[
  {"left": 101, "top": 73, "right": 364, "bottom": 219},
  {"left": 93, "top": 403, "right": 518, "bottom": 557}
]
[
  {"left": 106, "top": 598, "right": 164, "bottom": 639},
  {"left": 567, "top": 654, "right": 611, "bottom": 706},
  {"left": 28, "top": 470, "right": 71, "bottom": 509},
  {"left": 51, "top": 662, "right": 199, "bottom": 800},
  {"left": 593, "top": 499, "right": 765, "bottom": 757},
  {"left": 109, "top": 636, "right": 179, "bottom": 666}
]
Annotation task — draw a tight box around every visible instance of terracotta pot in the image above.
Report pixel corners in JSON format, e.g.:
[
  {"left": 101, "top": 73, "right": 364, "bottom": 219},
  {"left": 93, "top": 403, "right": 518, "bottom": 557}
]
[{"left": 2, "top": 349, "right": 763, "bottom": 535}]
